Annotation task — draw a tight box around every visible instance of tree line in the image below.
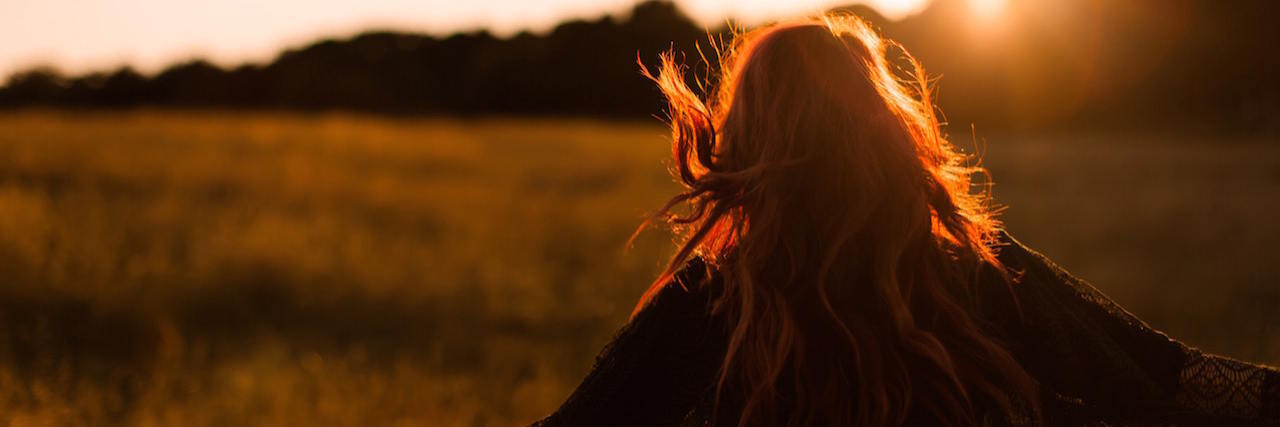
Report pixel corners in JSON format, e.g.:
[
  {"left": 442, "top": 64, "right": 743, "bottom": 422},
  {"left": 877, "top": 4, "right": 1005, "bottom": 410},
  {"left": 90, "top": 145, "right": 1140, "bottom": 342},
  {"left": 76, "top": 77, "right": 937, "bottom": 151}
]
[{"left": 2, "top": 0, "right": 1277, "bottom": 132}]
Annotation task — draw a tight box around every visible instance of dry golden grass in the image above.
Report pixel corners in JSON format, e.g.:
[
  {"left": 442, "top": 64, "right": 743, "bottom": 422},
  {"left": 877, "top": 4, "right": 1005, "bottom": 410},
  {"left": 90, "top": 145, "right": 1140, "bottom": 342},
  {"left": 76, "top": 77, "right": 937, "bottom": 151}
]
[{"left": 0, "top": 111, "right": 1275, "bottom": 426}]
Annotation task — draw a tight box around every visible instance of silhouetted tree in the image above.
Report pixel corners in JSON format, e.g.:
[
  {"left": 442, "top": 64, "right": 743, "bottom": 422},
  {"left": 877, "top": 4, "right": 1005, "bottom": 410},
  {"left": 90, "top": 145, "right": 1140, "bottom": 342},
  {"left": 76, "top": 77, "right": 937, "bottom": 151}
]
[
  {"left": 0, "top": 67, "right": 66, "bottom": 106},
  {"left": 0, "top": 0, "right": 1276, "bottom": 132}
]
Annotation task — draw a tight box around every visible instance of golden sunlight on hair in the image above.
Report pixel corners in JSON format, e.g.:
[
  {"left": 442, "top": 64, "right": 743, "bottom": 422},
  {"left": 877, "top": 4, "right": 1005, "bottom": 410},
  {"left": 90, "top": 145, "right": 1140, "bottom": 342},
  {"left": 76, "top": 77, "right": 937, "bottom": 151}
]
[{"left": 637, "top": 14, "right": 1039, "bottom": 427}]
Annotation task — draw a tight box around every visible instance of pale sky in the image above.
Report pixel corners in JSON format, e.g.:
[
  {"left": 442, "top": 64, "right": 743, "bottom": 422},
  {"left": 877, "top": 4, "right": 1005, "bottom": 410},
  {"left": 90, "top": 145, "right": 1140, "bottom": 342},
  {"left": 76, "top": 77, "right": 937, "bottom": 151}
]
[{"left": 0, "top": 0, "right": 930, "bottom": 79}]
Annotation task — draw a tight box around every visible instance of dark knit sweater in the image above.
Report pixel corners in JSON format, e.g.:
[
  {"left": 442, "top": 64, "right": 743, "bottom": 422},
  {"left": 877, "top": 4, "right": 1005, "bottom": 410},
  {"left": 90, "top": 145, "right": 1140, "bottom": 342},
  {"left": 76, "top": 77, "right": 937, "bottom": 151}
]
[{"left": 533, "top": 232, "right": 1279, "bottom": 426}]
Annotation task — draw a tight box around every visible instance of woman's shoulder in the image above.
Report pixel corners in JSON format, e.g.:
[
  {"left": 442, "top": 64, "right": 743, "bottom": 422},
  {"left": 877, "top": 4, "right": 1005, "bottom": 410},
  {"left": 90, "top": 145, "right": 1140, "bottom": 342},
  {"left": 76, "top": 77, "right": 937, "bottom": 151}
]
[
  {"left": 970, "top": 230, "right": 1096, "bottom": 335},
  {"left": 634, "top": 256, "right": 724, "bottom": 324},
  {"left": 670, "top": 255, "right": 718, "bottom": 292},
  {"left": 989, "top": 230, "right": 1121, "bottom": 307},
  {"left": 987, "top": 230, "right": 1101, "bottom": 301},
  {"left": 992, "top": 230, "right": 1057, "bottom": 275}
]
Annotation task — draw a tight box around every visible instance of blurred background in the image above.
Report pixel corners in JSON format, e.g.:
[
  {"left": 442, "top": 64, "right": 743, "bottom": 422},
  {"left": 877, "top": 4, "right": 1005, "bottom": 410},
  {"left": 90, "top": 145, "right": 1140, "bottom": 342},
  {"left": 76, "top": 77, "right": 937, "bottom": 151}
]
[{"left": 0, "top": 0, "right": 1277, "bottom": 425}]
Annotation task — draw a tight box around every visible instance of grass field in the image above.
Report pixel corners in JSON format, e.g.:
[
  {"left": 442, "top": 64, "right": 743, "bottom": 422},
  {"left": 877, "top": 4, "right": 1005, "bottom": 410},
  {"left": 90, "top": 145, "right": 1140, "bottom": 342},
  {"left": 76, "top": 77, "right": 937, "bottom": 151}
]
[{"left": 0, "top": 110, "right": 1276, "bottom": 426}]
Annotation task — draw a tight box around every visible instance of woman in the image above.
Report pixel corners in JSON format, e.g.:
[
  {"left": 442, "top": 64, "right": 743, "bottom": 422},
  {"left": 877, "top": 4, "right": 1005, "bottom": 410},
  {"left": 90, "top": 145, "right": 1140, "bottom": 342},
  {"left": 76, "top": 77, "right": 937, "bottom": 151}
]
[{"left": 533, "top": 15, "right": 1278, "bottom": 426}]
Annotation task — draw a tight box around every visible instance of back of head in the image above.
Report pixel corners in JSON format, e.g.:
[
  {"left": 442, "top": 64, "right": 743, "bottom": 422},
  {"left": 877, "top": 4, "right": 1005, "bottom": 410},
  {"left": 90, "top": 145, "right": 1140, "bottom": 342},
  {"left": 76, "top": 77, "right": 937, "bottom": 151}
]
[{"left": 637, "top": 15, "right": 1039, "bottom": 426}]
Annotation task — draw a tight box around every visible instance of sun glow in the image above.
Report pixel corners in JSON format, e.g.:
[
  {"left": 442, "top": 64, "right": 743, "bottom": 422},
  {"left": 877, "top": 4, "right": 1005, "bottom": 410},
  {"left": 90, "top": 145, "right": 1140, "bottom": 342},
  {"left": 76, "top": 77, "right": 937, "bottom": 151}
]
[
  {"left": 867, "top": 0, "right": 931, "bottom": 20},
  {"left": 970, "top": 0, "right": 1008, "bottom": 20}
]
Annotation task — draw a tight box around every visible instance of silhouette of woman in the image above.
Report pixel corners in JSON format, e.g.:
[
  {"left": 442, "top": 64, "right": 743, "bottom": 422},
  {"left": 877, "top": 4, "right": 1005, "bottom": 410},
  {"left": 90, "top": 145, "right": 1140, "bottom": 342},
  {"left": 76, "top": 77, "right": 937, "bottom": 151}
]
[{"left": 533, "top": 15, "right": 1278, "bottom": 427}]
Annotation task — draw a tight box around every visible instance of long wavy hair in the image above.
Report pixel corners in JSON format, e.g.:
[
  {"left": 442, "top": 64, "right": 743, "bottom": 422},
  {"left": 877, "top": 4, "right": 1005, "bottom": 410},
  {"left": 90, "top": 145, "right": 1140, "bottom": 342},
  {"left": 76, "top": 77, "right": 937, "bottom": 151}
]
[{"left": 633, "top": 15, "right": 1040, "bottom": 426}]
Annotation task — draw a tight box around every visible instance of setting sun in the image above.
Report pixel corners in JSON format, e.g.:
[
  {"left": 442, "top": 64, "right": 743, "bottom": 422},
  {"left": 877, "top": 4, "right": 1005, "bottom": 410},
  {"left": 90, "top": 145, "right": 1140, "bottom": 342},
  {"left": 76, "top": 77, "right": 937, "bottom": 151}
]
[
  {"left": 868, "top": 0, "right": 931, "bottom": 19},
  {"left": 970, "top": 0, "right": 1007, "bottom": 20}
]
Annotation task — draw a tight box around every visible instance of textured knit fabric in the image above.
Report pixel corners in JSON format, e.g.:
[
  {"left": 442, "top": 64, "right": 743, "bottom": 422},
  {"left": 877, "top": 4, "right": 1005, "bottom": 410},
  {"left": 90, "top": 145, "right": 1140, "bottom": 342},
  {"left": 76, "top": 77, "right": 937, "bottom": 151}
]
[{"left": 532, "top": 232, "right": 1279, "bottom": 426}]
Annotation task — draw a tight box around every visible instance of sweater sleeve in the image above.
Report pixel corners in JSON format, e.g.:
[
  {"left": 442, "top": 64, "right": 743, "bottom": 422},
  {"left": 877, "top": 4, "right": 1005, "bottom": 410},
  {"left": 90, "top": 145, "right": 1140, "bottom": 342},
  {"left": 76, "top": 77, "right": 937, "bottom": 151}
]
[
  {"left": 987, "top": 232, "right": 1279, "bottom": 426},
  {"left": 530, "top": 258, "right": 728, "bottom": 427}
]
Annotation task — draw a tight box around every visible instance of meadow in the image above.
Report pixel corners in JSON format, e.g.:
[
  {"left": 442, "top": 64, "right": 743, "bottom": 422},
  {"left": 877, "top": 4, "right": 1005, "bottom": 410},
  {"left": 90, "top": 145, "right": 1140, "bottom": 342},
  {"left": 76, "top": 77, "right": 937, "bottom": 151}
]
[{"left": 0, "top": 110, "right": 1276, "bottom": 426}]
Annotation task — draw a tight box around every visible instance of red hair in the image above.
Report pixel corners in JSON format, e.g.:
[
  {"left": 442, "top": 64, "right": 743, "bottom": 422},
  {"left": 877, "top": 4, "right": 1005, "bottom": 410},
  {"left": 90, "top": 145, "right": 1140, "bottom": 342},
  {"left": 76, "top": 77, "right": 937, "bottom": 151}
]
[{"left": 635, "top": 15, "right": 1039, "bottom": 426}]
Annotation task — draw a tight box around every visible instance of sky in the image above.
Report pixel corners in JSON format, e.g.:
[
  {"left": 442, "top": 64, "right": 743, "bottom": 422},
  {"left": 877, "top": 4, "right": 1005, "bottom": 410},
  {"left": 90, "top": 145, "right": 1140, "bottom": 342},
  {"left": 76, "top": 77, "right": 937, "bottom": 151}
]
[{"left": 0, "top": 0, "right": 930, "bottom": 79}]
